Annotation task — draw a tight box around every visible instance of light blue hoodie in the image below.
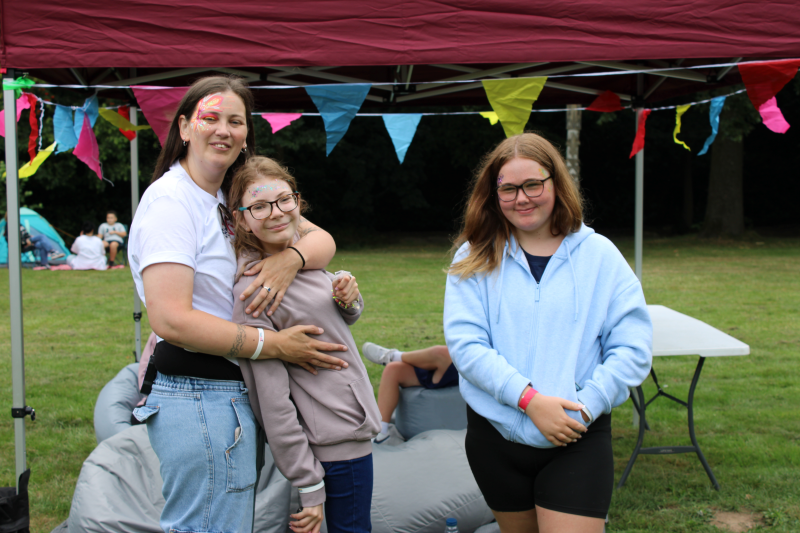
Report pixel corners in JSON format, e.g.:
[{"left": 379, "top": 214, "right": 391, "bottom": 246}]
[{"left": 443, "top": 224, "right": 652, "bottom": 448}]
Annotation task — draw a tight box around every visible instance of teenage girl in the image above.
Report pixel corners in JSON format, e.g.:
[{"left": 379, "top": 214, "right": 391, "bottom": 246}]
[
  {"left": 443, "top": 133, "right": 652, "bottom": 533},
  {"left": 229, "top": 156, "right": 381, "bottom": 533}
]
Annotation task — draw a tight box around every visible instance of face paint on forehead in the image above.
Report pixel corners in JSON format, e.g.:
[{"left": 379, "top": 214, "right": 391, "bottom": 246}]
[
  {"left": 248, "top": 180, "right": 290, "bottom": 198},
  {"left": 539, "top": 167, "right": 550, "bottom": 178},
  {"left": 191, "top": 92, "right": 228, "bottom": 132},
  {"left": 497, "top": 174, "right": 504, "bottom": 185}
]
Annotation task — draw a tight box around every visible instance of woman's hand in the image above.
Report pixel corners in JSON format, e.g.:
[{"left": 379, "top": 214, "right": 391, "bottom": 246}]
[
  {"left": 332, "top": 274, "right": 359, "bottom": 306},
  {"left": 290, "top": 505, "right": 323, "bottom": 533},
  {"left": 239, "top": 249, "right": 303, "bottom": 318},
  {"left": 524, "top": 391, "right": 587, "bottom": 447},
  {"left": 263, "top": 325, "right": 349, "bottom": 374}
]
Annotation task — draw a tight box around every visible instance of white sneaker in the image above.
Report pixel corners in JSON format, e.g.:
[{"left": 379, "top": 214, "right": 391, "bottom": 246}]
[
  {"left": 361, "top": 342, "right": 399, "bottom": 366},
  {"left": 372, "top": 423, "right": 405, "bottom": 446}
]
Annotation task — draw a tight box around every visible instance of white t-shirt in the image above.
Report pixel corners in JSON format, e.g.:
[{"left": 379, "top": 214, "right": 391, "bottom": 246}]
[
  {"left": 68, "top": 235, "right": 108, "bottom": 270},
  {"left": 98, "top": 222, "right": 126, "bottom": 244},
  {"left": 128, "top": 160, "right": 239, "bottom": 364}
]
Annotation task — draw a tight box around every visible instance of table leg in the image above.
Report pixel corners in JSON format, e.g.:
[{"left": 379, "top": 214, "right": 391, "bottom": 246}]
[
  {"left": 688, "top": 357, "right": 720, "bottom": 490},
  {"left": 617, "top": 385, "right": 647, "bottom": 489}
]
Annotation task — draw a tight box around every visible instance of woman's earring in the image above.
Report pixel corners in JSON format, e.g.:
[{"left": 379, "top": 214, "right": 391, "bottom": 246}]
[
  {"left": 182, "top": 140, "right": 188, "bottom": 147},
  {"left": 241, "top": 146, "right": 247, "bottom": 154}
]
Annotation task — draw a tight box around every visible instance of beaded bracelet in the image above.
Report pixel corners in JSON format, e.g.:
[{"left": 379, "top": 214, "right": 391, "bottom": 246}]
[{"left": 332, "top": 290, "right": 361, "bottom": 310}]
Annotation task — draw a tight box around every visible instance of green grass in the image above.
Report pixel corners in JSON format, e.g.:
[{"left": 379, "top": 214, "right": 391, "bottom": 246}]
[{"left": 1, "top": 233, "right": 799, "bottom": 532}]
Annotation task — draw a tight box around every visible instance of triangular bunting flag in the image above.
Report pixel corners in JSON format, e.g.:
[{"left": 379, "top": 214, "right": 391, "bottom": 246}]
[
  {"left": 305, "top": 84, "right": 371, "bottom": 156},
  {"left": 482, "top": 77, "right": 547, "bottom": 138},
  {"left": 480, "top": 112, "right": 500, "bottom": 125},
  {"left": 73, "top": 96, "right": 99, "bottom": 142},
  {"left": 98, "top": 108, "right": 152, "bottom": 134},
  {"left": 587, "top": 90, "right": 623, "bottom": 112},
  {"left": 738, "top": 59, "right": 800, "bottom": 134},
  {"left": 132, "top": 86, "right": 189, "bottom": 145},
  {"left": 673, "top": 104, "right": 692, "bottom": 151},
  {"left": 261, "top": 113, "right": 302, "bottom": 134},
  {"left": 758, "top": 97, "right": 790, "bottom": 133},
  {"left": 18, "top": 142, "right": 57, "bottom": 179},
  {"left": 0, "top": 94, "right": 31, "bottom": 137},
  {"left": 25, "top": 93, "right": 39, "bottom": 161},
  {"left": 629, "top": 109, "right": 652, "bottom": 159},
  {"left": 698, "top": 96, "right": 726, "bottom": 156},
  {"left": 73, "top": 115, "right": 103, "bottom": 180},
  {"left": 382, "top": 114, "right": 422, "bottom": 164},
  {"left": 54, "top": 105, "right": 78, "bottom": 153},
  {"left": 117, "top": 106, "right": 137, "bottom": 141},
  {"left": 2, "top": 76, "right": 35, "bottom": 99}
]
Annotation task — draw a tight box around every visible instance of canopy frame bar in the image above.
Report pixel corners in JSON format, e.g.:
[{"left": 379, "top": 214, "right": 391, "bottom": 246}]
[{"left": 578, "top": 60, "right": 709, "bottom": 82}]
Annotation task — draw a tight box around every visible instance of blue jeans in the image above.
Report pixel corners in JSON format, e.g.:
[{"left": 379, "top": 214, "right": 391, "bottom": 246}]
[
  {"left": 132, "top": 373, "right": 258, "bottom": 533},
  {"left": 321, "top": 454, "right": 373, "bottom": 533},
  {"left": 30, "top": 234, "right": 57, "bottom": 267}
]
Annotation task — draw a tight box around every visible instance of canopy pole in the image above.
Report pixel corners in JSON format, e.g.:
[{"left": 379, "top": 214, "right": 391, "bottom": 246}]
[
  {"left": 130, "top": 107, "right": 142, "bottom": 362},
  {"left": 634, "top": 108, "right": 644, "bottom": 282},
  {"left": 4, "top": 75, "right": 28, "bottom": 490}
]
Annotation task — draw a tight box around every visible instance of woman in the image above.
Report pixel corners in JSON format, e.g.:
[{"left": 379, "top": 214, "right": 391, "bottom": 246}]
[
  {"left": 443, "top": 133, "right": 652, "bottom": 533},
  {"left": 130, "top": 76, "right": 348, "bottom": 533}
]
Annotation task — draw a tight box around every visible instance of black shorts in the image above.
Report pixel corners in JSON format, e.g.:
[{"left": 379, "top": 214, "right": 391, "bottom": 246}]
[
  {"left": 414, "top": 363, "right": 459, "bottom": 389},
  {"left": 465, "top": 405, "right": 613, "bottom": 518}
]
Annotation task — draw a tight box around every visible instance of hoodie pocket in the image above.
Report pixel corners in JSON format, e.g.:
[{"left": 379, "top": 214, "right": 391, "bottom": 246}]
[{"left": 350, "top": 377, "right": 381, "bottom": 441}]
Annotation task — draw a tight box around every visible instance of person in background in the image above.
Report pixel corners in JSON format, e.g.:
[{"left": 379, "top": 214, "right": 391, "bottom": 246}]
[
  {"left": 361, "top": 342, "right": 457, "bottom": 444},
  {"left": 67, "top": 221, "right": 108, "bottom": 271},
  {"left": 3, "top": 212, "right": 64, "bottom": 270},
  {"left": 98, "top": 210, "right": 127, "bottom": 267}
]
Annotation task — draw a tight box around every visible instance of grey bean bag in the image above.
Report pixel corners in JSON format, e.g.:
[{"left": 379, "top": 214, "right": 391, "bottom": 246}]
[
  {"left": 371, "top": 429, "right": 494, "bottom": 533},
  {"left": 68, "top": 425, "right": 294, "bottom": 533},
  {"left": 93, "top": 363, "right": 145, "bottom": 444},
  {"left": 395, "top": 386, "right": 467, "bottom": 440}
]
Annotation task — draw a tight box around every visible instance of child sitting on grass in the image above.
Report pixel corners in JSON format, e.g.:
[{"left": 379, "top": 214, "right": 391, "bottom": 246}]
[
  {"left": 230, "top": 156, "right": 380, "bottom": 533},
  {"left": 67, "top": 221, "right": 108, "bottom": 271}
]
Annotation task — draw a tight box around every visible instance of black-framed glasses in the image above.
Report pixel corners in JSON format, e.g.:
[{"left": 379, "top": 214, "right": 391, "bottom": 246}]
[
  {"left": 238, "top": 193, "right": 299, "bottom": 220},
  {"left": 496, "top": 178, "right": 552, "bottom": 202}
]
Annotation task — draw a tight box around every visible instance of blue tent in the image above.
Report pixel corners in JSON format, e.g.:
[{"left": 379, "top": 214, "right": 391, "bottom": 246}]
[{"left": 0, "top": 208, "right": 71, "bottom": 264}]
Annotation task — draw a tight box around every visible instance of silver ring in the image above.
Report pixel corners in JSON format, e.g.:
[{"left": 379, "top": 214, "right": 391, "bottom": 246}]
[{"left": 263, "top": 286, "right": 271, "bottom": 293}]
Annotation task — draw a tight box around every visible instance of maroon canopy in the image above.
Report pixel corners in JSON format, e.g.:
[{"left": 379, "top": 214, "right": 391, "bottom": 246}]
[{"left": 2, "top": 0, "right": 799, "bottom": 69}]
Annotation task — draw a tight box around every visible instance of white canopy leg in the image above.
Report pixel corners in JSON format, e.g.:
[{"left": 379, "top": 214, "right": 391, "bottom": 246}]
[
  {"left": 130, "top": 107, "right": 142, "bottom": 361},
  {"left": 4, "top": 77, "right": 28, "bottom": 490}
]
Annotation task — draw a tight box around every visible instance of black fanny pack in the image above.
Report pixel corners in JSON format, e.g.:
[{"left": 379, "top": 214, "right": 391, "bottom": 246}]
[{"left": 140, "top": 340, "right": 244, "bottom": 394}]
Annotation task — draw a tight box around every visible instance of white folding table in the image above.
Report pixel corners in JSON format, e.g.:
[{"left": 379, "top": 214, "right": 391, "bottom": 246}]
[{"left": 617, "top": 305, "right": 749, "bottom": 490}]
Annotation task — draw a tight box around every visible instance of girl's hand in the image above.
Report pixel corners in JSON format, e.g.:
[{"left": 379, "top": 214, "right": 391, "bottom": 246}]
[
  {"left": 525, "top": 392, "right": 587, "bottom": 447},
  {"left": 266, "top": 325, "right": 349, "bottom": 374},
  {"left": 239, "top": 249, "right": 303, "bottom": 318},
  {"left": 290, "top": 505, "right": 323, "bottom": 533},
  {"left": 332, "top": 274, "right": 359, "bottom": 306}
]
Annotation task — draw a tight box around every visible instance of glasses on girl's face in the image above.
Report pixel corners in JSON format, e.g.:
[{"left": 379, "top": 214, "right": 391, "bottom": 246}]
[
  {"left": 238, "top": 193, "right": 299, "bottom": 220},
  {"left": 497, "top": 178, "right": 553, "bottom": 202}
]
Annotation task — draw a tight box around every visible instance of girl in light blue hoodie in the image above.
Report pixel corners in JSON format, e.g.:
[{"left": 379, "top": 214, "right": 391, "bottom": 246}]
[{"left": 444, "top": 133, "right": 652, "bottom": 533}]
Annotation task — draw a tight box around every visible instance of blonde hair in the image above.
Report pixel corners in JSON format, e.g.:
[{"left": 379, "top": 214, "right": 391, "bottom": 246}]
[
  {"left": 228, "top": 156, "right": 309, "bottom": 259},
  {"left": 449, "top": 133, "right": 584, "bottom": 279}
]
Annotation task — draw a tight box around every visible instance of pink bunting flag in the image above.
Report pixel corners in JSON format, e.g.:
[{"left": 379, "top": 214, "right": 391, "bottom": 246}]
[
  {"left": 0, "top": 94, "right": 32, "bottom": 137},
  {"left": 758, "top": 97, "right": 790, "bottom": 133},
  {"left": 132, "top": 86, "right": 189, "bottom": 145},
  {"left": 261, "top": 113, "right": 302, "bottom": 134},
  {"left": 73, "top": 115, "right": 103, "bottom": 180}
]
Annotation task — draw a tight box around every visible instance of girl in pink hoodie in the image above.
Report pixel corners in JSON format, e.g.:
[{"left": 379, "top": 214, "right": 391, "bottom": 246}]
[{"left": 229, "top": 156, "right": 381, "bottom": 533}]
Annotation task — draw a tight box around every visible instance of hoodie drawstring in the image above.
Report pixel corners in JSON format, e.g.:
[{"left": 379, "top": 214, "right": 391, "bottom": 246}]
[
  {"left": 565, "top": 240, "right": 579, "bottom": 321},
  {"left": 496, "top": 246, "right": 507, "bottom": 324}
]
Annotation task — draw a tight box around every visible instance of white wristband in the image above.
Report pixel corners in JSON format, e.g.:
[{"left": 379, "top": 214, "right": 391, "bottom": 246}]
[{"left": 250, "top": 328, "right": 265, "bottom": 360}]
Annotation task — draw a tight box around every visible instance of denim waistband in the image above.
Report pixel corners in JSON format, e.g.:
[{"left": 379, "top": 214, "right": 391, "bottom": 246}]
[{"left": 154, "top": 372, "right": 249, "bottom": 392}]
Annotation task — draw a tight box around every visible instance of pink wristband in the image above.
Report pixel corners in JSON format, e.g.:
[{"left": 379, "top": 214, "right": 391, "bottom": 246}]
[{"left": 518, "top": 386, "right": 538, "bottom": 412}]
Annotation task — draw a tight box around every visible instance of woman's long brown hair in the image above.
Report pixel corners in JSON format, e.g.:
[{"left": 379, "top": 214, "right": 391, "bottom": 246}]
[
  {"left": 449, "top": 133, "right": 584, "bottom": 280},
  {"left": 150, "top": 76, "right": 256, "bottom": 197},
  {"left": 228, "top": 156, "right": 309, "bottom": 260}
]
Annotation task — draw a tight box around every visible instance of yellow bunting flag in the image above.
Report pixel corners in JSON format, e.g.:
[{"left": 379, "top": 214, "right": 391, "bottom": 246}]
[
  {"left": 673, "top": 104, "right": 692, "bottom": 151},
  {"left": 480, "top": 111, "right": 499, "bottom": 125},
  {"left": 482, "top": 77, "right": 547, "bottom": 138},
  {"left": 1, "top": 142, "right": 57, "bottom": 179},
  {"left": 98, "top": 108, "right": 152, "bottom": 131}
]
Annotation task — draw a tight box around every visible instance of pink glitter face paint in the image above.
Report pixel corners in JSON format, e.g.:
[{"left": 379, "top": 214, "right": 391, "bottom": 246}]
[
  {"left": 497, "top": 174, "right": 504, "bottom": 186},
  {"left": 248, "top": 180, "right": 290, "bottom": 199},
  {"left": 191, "top": 93, "right": 226, "bottom": 132}
]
